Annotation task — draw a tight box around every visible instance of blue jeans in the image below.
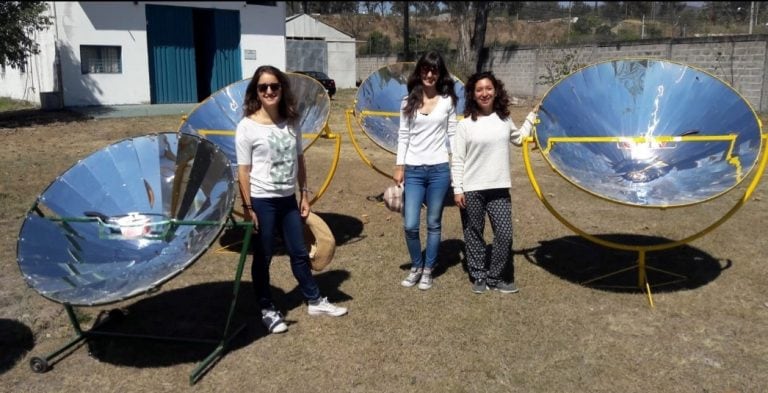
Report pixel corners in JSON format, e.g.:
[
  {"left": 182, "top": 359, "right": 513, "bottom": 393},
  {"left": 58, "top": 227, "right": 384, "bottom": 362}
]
[
  {"left": 250, "top": 195, "right": 320, "bottom": 309},
  {"left": 403, "top": 163, "right": 451, "bottom": 270}
]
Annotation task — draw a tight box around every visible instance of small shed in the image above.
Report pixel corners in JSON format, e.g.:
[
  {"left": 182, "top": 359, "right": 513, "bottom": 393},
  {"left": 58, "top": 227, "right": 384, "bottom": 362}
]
[{"left": 285, "top": 13, "right": 356, "bottom": 89}]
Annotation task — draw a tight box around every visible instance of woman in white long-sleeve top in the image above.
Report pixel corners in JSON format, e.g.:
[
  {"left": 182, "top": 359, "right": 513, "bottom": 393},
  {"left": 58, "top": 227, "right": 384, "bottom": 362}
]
[
  {"left": 451, "top": 71, "right": 537, "bottom": 294},
  {"left": 393, "top": 51, "right": 458, "bottom": 290}
]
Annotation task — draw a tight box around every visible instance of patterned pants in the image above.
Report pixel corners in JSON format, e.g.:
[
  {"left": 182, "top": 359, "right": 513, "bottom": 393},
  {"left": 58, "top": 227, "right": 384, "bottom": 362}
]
[{"left": 459, "top": 188, "right": 514, "bottom": 285}]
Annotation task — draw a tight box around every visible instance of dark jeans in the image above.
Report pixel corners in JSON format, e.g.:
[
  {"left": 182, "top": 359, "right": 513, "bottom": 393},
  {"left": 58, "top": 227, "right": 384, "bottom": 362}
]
[{"left": 250, "top": 195, "right": 320, "bottom": 309}]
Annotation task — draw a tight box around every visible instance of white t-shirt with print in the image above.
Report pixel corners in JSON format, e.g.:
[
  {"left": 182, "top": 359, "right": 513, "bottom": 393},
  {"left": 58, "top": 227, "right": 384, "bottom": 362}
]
[{"left": 235, "top": 117, "right": 302, "bottom": 198}]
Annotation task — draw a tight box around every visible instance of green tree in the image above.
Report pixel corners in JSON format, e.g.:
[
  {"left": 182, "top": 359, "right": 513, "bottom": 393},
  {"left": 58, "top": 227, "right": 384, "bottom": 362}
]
[
  {"left": 658, "top": 1, "right": 687, "bottom": 21},
  {"left": 364, "top": 31, "right": 391, "bottom": 55},
  {"left": 571, "top": 1, "right": 594, "bottom": 17},
  {"left": 572, "top": 15, "right": 598, "bottom": 35},
  {"left": 289, "top": 1, "right": 357, "bottom": 14},
  {"left": 519, "top": 1, "right": 564, "bottom": 20},
  {"left": 446, "top": 1, "right": 490, "bottom": 77},
  {"left": 412, "top": 1, "right": 441, "bottom": 16},
  {"left": 496, "top": 1, "right": 524, "bottom": 18},
  {"left": 391, "top": 1, "right": 408, "bottom": 16},
  {"left": 600, "top": 1, "right": 624, "bottom": 23},
  {"left": 595, "top": 24, "right": 615, "bottom": 41},
  {"left": 537, "top": 49, "right": 586, "bottom": 85},
  {"left": 0, "top": 1, "right": 52, "bottom": 71},
  {"left": 645, "top": 23, "right": 664, "bottom": 38},
  {"left": 703, "top": 1, "right": 750, "bottom": 25},
  {"left": 625, "top": 2, "right": 653, "bottom": 19}
]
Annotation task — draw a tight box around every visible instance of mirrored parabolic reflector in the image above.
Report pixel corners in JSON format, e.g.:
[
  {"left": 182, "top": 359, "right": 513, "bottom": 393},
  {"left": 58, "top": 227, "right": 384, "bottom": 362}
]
[
  {"left": 178, "top": 73, "right": 331, "bottom": 165},
  {"left": 17, "top": 133, "right": 235, "bottom": 306},
  {"left": 355, "top": 62, "right": 466, "bottom": 153},
  {"left": 535, "top": 58, "right": 763, "bottom": 207}
]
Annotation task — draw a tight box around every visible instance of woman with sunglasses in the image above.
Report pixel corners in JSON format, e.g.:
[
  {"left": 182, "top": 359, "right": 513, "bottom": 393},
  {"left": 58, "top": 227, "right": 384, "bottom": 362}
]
[
  {"left": 394, "top": 51, "right": 458, "bottom": 290},
  {"left": 451, "top": 71, "right": 537, "bottom": 294},
  {"left": 235, "top": 65, "right": 347, "bottom": 334}
]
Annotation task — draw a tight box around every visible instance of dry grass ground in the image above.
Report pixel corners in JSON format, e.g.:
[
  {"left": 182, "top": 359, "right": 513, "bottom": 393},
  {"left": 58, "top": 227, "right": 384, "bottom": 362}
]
[{"left": 1, "top": 89, "right": 767, "bottom": 392}]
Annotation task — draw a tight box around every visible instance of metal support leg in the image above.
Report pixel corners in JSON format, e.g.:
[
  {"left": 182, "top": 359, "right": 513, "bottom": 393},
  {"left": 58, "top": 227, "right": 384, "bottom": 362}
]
[
  {"left": 188, "top": 222, "right": 253, "bottom": 385},
  {"left": 29, "top": 304, "right": 87, "bottom": 373}
]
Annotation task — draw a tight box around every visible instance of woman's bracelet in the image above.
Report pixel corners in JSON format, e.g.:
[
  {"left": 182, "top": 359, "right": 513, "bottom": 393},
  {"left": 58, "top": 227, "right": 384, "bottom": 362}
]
[{"left": 242, "top": 204, "right": 252, "bottom": 209}]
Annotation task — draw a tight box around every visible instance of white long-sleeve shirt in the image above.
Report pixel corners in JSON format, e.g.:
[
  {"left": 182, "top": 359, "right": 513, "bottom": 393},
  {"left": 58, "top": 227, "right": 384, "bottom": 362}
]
[
  {"left": 451, "top": 111, "right": 536, "bottom": 194},
  {"left": 396, "top": 95, "right": 457, "bottom": 166}
]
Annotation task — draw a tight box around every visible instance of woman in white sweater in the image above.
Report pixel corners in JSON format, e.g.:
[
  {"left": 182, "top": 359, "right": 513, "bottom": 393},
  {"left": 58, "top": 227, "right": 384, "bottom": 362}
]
[
  {"left": 451, "top": 71, "right": 537, "bottom": 294},
  {"left": 394, "top": 51, "right": 458, "bottom": 290}
]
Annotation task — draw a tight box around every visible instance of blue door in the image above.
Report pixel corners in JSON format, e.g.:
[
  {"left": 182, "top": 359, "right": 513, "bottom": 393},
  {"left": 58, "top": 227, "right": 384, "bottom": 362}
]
[
  {"left": 210, "top": 9, "right": 242, "bottom": 94},
  {"left": 146, "top": 4, "right": 197, "bottom": 104}
]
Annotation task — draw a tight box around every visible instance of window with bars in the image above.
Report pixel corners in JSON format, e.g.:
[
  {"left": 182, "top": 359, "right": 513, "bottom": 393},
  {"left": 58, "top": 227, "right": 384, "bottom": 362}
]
[{"left": 80, "top": 45, "right": 122, "bottom": 74}]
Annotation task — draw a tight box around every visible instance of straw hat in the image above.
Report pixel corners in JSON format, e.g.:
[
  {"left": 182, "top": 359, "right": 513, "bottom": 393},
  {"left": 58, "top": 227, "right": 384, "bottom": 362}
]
[{"left": 303, "top": 211, "right": 336, "bottom": 271}]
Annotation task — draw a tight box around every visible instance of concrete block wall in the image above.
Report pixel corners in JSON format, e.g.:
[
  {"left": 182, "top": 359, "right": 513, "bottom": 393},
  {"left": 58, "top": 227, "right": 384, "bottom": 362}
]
[
  {"left": 357, "top": 56, "right": 399, "bottom": 84},
  {"left": 484, "top": 35, "right": 768, "bottom": 112}
]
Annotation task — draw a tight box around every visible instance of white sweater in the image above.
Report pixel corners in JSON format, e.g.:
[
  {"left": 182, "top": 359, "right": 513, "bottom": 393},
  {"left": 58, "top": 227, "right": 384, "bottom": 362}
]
[
  {"left": 396, "top": 95, "right": 457, "bottom": 166},
  {"left": 451, "top": 112, "right": 536, "bottom": 194}
]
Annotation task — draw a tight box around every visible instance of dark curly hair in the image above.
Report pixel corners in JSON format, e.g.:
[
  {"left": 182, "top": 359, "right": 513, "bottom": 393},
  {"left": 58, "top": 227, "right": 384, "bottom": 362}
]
[
  {"left": 463, "top": 71, "right": 510, "bottom": 121},
  {"left": 243, "top": 65, "right": 298, "bottom": 122},
  {"left": 402, "top": 51, "right": 457, "bottom": 121}
]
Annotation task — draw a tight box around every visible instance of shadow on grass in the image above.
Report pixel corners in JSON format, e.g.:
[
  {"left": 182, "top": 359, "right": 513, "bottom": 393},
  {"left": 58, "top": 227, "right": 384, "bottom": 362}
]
[
  {"left": 396, "top": 238, "right": 466, "bottom": 279},
  {"left": 0, "top": 108, "right": 93, "bottom": 128},
  {"left": 0, "top": 319, "right": 34, "bottom": 374},
  {"left": 80, "top": 269, "right": 349, "bottom": 369},
  {"left": 81, "top": 281, "right": 260, "bottom": 369},
  {"left": 216, "top": 212, "right": 365, "bottom": 253},
  {"left": 276, "top": 269, "right": 353, "bottom": 314},
  {"left": 523, "top": 234, "right": 729, "bottom": 293}
]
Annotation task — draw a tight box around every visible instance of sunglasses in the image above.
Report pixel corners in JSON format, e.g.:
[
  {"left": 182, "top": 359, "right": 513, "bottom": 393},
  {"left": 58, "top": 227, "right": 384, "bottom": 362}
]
[
  {"left": 257, "top": 83, "right": 281, "bottom": 93},
  {"left": 420, "top": 66, "right": 438, "bottom": 75}
]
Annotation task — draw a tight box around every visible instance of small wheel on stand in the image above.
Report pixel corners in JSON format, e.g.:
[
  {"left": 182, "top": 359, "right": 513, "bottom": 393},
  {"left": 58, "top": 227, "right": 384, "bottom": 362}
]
[{"left": 29, "top": 357, "right": 50, "bottom": 373}]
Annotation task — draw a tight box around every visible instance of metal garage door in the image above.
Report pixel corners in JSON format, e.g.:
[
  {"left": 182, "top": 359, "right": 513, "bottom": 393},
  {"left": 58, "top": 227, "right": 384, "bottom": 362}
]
[{"left": 286, "top": 39, "right": 327, "bottom": 73}]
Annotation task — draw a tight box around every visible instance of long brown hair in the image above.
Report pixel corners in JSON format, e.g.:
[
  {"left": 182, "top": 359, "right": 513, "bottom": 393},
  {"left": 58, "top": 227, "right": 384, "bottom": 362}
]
[
  {"left": 402, "top": 51, "right": 457, "bottom": 121},
  {"left": 463, "top": 71, "right": 511, "bottom": 121},
  {"left": 243, "top": 65, "right": 298, "bottom": 121}
]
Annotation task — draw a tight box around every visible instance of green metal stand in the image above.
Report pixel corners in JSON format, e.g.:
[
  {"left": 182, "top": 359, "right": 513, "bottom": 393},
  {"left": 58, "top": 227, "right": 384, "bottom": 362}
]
[{"left": 29, "top": 220, "right": 254, "bottom": 385}]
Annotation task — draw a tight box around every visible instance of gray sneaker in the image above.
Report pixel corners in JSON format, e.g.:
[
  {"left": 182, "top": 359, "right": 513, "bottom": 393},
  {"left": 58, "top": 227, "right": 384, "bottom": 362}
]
[
  {"left": 261, "top": 307, "right": 288, "bottom": 334},
  {"left": 471, "top": 278, "right": 488, "bottom": 294},
  {"left": 417, "top": 269, "right": 433, "bottom": 290},
  {"left": 401, "top": 268, "right": 422, "bottom": 287},
  {"left": 489, "top": 281, "right": 519, "bottom": 294}
]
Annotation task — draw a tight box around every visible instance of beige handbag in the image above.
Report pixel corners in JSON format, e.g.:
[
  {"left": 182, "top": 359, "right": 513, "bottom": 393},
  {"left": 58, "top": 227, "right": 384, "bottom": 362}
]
[{"left": 383, "top": 184, "right": 404, "bottom": 213}]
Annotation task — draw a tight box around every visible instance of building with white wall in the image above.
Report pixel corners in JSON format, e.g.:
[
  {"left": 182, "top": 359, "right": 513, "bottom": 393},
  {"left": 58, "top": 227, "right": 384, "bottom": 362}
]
[
  {"left": 0, "top": 1, "right": 286, "bottom": 107},
  {"left": 285, "top": 13, "right": 356, "bottom": 89}
]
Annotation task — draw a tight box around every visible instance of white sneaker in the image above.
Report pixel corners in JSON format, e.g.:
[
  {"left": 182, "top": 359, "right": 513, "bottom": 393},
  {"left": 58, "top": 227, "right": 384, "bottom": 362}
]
[
  {"left": 401, "top": 268, "right": 422, "bottom": 287},
  {"left": 417, "top": 269, "right": 433, "bottom": 290},
  {"left": 307, "top": 297, "right": 348, "bottom": 317}
]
